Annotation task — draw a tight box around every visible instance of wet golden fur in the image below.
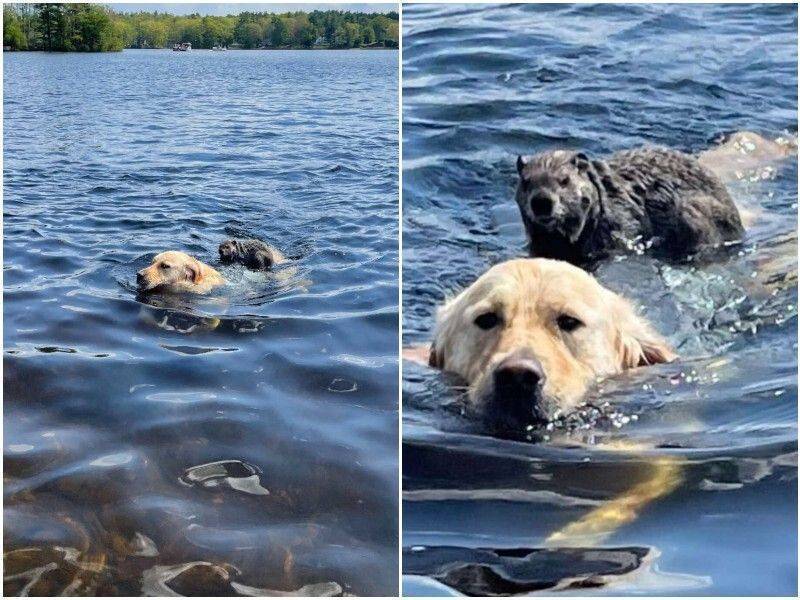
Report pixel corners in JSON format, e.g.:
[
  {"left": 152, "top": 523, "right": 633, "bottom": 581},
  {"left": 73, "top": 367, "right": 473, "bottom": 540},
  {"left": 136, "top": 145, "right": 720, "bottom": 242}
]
[
  {"left": 429, "top": 258, "right": 676, "bottom": 415},
  {"left": 137, "top": 251, "right": 226, "bottom": 294}
]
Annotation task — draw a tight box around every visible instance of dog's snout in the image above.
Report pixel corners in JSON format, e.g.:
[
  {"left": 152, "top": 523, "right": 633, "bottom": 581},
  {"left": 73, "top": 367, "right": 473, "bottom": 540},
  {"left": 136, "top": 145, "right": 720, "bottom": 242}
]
[
  {"left": 530, "top": 193, "right": 555, "bottom": 217},
  {"left": 494, "top": 355, "right": 545, "bottom": 396},
  {"left": 136, "top": 270, "right": 145, "bottom": 285}
]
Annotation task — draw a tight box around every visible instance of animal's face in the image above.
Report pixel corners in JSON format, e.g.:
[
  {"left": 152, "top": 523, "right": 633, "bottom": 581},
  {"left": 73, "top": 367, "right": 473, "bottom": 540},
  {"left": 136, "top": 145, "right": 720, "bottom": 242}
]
[
  {"left": 219, "top": 239, "right": 276, "bottom": 269},
  {"left": 515, "top": 151, "right": 602, "bottom": 244},
  {"left": 429, "top": 259, "right": 675, "bottom": 433},
  {"left": 218, "top": 240, "right": 238, "bottom": 263},
  {"left": 137, "top": 251, "right": 205, "bottom": 293}
]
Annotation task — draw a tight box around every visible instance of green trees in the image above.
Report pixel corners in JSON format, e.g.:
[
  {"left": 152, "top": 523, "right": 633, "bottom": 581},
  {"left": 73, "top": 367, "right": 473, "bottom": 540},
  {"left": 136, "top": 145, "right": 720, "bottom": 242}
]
[
  {"left": 371, "top": 15, "right": 399, "bottom": 48},
  {"left": 35, "top": 3, "right": 61, "bottom": 50},
  {"left": 268, "top": 17, "right": 288, "bottom": 48},
  {"left": 68, "top": 5, "right": 125, "bottom": 51},
  {"left": 119, "top": 8, "right": 398, "bottom": 50},
  {"left": 201, "top": 16, "right": 233, "bottom": 48},
  {"left": 4, "top": 4, "right": 125, "bottom": 51},
  {"left": 3, "top": 7, "right": 28, "bottom": 50},
  {"left": 240, "top": 22, "right": 262, "bottom": 49},
  {"left": 129, "top": 16, "right": 168, "bottom": 49},
  {"left": 2, "top": 5, "right": 398, "bottom": 52},
  {"left": 333, "top": 22, "right": 362, "bottom": 49},
  {"left": 291, "top": 14, "right": 317, "bottom": 49}
]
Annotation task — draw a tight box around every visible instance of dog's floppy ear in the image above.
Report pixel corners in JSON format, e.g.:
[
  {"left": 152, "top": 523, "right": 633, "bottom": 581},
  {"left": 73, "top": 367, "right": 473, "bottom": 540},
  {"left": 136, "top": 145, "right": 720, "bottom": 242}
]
[
  {"left": 516, "top": 155, "right": 528, "bottom": 176},
  {"left": 428, "top": 299, "right": 456, "bottom": 369},
  {"left": 617, "top": 329, "right": 676, "bottom": 368},
  {"left": 613, "top": 297, "right": 677, "bottom": 369},
  {"left": 185, "top": 260, "right": 204, "bottom": 285},
  {"left": 428, "top": 343, "right": 444, "bottom": 369}
]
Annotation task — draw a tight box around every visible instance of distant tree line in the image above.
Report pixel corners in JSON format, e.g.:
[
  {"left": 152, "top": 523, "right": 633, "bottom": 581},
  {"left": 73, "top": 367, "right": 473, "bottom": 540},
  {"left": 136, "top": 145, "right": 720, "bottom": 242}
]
[
  {"left": 4, "top": 4, "right": 125, "bottom": 51},
  {"left": 4, "top": 4, "right": 399, "bottom": 51}
]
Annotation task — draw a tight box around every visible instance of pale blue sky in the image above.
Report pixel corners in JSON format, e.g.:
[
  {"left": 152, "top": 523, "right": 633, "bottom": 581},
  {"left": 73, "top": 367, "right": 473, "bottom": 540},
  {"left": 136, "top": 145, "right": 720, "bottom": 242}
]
[{"left": 110, "top": 3, "right": 396, "bottom": 15}]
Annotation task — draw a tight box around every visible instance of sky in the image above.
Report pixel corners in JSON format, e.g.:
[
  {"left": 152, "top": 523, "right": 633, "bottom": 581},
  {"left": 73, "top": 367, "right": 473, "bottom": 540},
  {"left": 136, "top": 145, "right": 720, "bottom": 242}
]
[{"left": 110, "top": 3, "right": 396, "bottom": 15}]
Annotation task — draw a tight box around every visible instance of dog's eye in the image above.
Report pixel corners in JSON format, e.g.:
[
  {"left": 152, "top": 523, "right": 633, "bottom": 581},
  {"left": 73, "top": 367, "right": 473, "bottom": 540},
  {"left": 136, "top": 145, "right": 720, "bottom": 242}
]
[
  {"left": 558, "top": 176, "right": 570, "bottom": 187},
  {"left": 474, "top": 312, "right": 500, "bottom": 330},
  {"left": 160, "top": 263, "right": 171, "bottom": 269},
  {"left": 556, "top": 314, "right": 583, "bottom": 332}
]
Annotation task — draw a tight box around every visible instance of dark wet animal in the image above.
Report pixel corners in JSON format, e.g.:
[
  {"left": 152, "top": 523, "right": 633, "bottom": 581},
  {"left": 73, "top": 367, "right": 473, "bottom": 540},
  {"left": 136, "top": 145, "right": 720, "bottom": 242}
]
[
  {"left": 218, "top": 238, "right": 286, "bottom": 271},
  {"left": 514, "top": 148, "right": 744, "bottom": 266}
]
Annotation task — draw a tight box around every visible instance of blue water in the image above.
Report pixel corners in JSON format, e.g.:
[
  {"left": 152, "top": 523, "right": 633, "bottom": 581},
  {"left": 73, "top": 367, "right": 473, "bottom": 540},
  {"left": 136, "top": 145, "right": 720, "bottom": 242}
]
[
  {"left": 4, "top": 49, "right": 398, "bottom": 596},
  {"left": 402, "top": 3, "right": 797, "bottom": 596}
]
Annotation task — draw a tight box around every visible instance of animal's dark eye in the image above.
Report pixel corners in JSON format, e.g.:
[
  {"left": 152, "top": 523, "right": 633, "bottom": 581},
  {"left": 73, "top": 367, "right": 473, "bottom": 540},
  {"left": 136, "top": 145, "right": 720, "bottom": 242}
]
[
  {"left": 474, "top": 312, "right": 500, "bottom": 330},
  {"left": 558, "top": 176, "right": 570, "bottom": 187},
  {"left": 161, "top": 263, "right": 171, "bottom": 269},
  {"left": 556, "top": 314, "right": 583, "bottom": 332}
]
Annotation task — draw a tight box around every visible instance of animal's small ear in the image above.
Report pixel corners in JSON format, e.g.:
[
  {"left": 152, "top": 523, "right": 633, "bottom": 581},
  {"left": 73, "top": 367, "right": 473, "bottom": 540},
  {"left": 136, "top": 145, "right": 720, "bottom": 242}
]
[
  {"left": 571, "top": 152, "right": 591, "bottom": 171},
  {"left": 185, "top": 262, "right": 203, "bottom": 284},
  {"left": 428, "top": 343, "right": 444, "bottom": 369},
  {"left": 516, "top": 155, "right": 528, "bottom": 175}
]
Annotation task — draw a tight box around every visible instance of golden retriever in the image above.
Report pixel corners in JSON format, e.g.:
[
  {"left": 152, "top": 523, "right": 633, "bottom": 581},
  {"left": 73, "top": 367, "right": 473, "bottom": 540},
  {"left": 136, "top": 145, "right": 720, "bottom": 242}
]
[
  {"left": 137, "top": 251, "right": 226, "bottom": 294},
  {"left": 425, "top": 258, "right": 676, "bottom": 431}
]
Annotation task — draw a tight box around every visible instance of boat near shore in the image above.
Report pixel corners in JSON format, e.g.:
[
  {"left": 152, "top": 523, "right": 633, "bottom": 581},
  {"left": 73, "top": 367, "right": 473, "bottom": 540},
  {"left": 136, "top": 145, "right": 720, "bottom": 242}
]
[
  {"left": 172, "top": 42, "right": 191, "bottom": 51},
  {"left": 212, "top": 45, "right": 227, "bottom": 51}
]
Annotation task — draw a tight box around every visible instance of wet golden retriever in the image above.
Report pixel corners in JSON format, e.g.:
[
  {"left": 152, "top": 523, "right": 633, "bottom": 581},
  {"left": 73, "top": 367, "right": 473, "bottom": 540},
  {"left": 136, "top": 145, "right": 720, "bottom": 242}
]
[
  {"left": 423, "top": 258, "right": 676, "bottom": 431},
  {"left": 137, "top": 251, "right": 226, "bottom": 294}
]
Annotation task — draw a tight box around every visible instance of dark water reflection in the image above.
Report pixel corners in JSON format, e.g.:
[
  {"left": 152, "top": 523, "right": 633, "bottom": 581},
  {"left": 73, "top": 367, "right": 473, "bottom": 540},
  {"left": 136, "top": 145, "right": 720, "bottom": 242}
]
[
  {"left": 4, "top": 49, "right": 398, "bottom": 596},
  {"left": 402, "top": 3, "right": 796, "bottom": 596}
]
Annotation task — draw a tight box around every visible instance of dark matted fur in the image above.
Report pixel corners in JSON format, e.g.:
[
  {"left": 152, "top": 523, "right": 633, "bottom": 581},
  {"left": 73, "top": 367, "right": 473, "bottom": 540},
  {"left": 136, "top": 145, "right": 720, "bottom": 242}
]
[
  {"left": 218, "top": 238, "right": 286, "bottom": 271},
  {"left": 514, "top": 148, "right": 744, "bottom": 266}
]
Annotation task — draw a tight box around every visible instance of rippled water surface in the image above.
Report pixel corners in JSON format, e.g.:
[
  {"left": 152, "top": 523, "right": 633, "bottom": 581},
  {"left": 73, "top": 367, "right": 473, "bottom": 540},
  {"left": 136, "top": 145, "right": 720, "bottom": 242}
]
[
  {"left": 4, "top": 49, "right": 398, "bottom": 596},
  {"left": 402, "top": 4, "right": 797, "bottom": 596}
]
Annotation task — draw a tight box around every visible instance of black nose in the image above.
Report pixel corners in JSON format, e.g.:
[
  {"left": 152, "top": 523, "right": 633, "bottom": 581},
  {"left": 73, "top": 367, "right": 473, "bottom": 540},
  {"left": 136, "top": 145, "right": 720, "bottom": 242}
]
[
  {"left": 530, "top": 193, "right": 554, "bottom": 217},
  {"left": 494, "top": 355, "right": 545, "bottom": 397},
  {"left": 136, "top": 272, "right": 145, "bottom": 285}
]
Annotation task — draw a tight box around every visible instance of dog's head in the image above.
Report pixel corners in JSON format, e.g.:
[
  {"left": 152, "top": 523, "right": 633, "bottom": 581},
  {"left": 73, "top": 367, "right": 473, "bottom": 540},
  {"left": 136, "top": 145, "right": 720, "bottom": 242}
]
[
  {"left": 429, "top": 259, "right": 676, "bottom": 433},
  {"left": 137, "top": 251, "right": 208, "bottom": 293},
  {"left": 515, "top": 150, "right": 605, "bottom": 246}
]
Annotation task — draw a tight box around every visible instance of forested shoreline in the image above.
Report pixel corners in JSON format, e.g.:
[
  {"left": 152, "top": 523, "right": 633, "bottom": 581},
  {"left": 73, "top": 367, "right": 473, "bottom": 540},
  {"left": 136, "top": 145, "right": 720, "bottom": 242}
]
[{"left": 3, "top": 4, "right": 399, "bottom": 52}]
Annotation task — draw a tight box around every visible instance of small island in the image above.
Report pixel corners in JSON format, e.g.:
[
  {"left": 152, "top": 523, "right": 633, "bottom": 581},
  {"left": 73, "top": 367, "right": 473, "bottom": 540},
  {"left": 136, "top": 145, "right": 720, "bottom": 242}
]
[{"left": 3, "top": 4, "right": 399, "bottom": 52}]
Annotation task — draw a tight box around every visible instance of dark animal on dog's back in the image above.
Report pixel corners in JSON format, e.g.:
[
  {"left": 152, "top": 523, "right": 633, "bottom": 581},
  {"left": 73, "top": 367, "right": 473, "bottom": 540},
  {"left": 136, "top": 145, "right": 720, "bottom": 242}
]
[
  {"left": 218, "top": 239, "right": 287, "bottom": 271},
  {"left": 514, "top": 147, "right": 744, "bottom": 266}
]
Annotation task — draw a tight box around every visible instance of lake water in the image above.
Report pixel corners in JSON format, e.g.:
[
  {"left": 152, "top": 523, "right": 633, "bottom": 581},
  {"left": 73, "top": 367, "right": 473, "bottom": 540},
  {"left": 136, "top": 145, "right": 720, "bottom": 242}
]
[
  {"left": 4, "top": 49, "right": 398, "bottom": 596},
  {"left": 402, "top": 3, "right": 797, "bottom": 596}
]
